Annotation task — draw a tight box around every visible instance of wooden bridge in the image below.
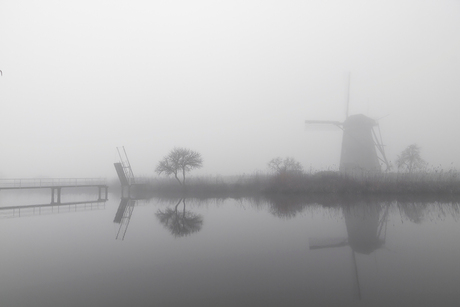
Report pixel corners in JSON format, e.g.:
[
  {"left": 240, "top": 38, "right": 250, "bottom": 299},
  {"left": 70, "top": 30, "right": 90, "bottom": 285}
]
[{"left": 0, "top": 178, "right": 109, "bottom": 203}]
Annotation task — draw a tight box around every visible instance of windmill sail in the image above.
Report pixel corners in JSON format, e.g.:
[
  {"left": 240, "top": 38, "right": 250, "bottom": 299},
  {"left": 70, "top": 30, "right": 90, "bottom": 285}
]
[
  {"left": 372, "top": 125, "right": 390, "bottom": 171},
  {"left": 305, "top": 120, "right": 343, "bottom": 132},
  {"left": 350, "top": 250, "right": 362, "bottom": 300}
]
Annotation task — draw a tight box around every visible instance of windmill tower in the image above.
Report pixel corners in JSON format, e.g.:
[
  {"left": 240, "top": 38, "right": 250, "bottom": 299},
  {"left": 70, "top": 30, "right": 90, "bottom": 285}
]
[{"left": 305, "top": 76, "right": 389, "bottom": 173}]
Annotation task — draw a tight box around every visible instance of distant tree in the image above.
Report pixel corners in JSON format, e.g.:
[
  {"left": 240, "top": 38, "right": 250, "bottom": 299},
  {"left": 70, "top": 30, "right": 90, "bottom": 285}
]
[
  {"left": 267, "top": 157, "right": 303, "bottom": 175},
  {"left": 155, "top": 147, "right": 203, "bottom": 185},
  {"left": 396, "top": 144, "right": 426, "bottom": 173}
]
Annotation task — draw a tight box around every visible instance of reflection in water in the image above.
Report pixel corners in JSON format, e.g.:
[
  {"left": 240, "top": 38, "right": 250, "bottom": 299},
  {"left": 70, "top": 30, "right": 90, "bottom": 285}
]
[
  {"left": 2, "top": 193, "right": 460, "bottom": 306},
  {"left": 113, "top": 198, "right": 136, "bottom": 240},
  {"left": 0, "top": 199, "right": 107, "bottom": 219},
  {"left": 260, "top": 190, "right": 460, "bottom": 225},
  {"left": 343, "top": 203, "right": 389, "bottom": 254},
  {"left": 397, "top": 201, "right": 429, "bottom": 223},
  {"left": 264, "top": 194, "right": 308, "bottom": 219},
  {"left": 310, "top": 201, "right": 390, "bottom": 300},
  {"left": 155, "top": 198, "right": 203, "bottom": 237},
  {"left": 394, "top": 200, "right": 460, "bottom": 223}
]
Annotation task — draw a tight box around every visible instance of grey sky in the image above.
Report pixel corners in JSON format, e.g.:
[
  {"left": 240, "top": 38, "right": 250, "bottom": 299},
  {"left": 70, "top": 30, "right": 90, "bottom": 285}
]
[{"left": 1, "top": 0, "right": 459, "bottom": 178}]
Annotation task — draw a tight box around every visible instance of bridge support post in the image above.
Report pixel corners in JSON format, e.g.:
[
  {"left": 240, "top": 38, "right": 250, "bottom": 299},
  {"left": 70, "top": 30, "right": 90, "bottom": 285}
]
[
  {"left": 98, "top": 186, "right": 108, "bottom": 200},
  {"left": 121, "top": 185, "right": 130, "bottom": 199},
  {"left": 51, "top": 187, "right": 62, "bottom": 203}
]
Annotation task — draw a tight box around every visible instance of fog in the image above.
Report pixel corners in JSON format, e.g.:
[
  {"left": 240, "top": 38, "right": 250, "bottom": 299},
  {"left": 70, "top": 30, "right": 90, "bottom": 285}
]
[{"left": 1, "top": 0, "right": 459, "bottom": 179}]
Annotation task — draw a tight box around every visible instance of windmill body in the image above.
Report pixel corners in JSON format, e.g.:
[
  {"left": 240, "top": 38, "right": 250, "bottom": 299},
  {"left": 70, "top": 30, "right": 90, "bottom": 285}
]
[
  {"left": 339, "top": 114, "right": 381, "bottom": 173},
  {"left": 306, "top": 113, "right": 388, "bottom": 173}
]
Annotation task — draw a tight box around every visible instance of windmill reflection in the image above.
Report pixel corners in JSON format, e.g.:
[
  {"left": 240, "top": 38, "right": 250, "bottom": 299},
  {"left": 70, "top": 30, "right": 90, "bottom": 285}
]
[
  {"left": 155, "top": 198, "right": 203, "bottom": 237},
  {"left": 343, "top": 204, "right": 389, "bottom": 254},
  {"left": 309, "top": 201, "right": 390, "bottom": 300}
]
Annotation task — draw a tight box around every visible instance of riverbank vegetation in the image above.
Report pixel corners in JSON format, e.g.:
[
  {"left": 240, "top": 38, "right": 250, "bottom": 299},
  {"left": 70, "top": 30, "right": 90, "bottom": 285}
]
[
  {"left": 128, "top": 169, "right": 460, "bottom": 203},
  {"left": 114, "top": 147, "right": 460, "bottom": 202}
]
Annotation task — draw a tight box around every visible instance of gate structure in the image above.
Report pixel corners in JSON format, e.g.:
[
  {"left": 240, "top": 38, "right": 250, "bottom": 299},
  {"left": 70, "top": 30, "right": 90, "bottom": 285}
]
[{"left": 114, "top": 146, "right": 136, "bottom": 197}]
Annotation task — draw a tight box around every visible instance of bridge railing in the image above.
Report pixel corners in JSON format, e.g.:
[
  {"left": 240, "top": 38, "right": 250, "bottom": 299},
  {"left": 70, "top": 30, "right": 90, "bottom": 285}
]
[{"left": 0, "top": 178, "right": 107, "bottom": 188}]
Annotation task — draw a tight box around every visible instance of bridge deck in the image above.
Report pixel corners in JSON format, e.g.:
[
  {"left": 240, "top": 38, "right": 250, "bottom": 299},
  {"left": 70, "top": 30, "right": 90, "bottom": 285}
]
[
  {"left": 0, "top": 178, "right": 109, "bottom": 203},
  {"left": 0, "top": 184, "right": 107, "bottom": 190},
  {"left": 0, "top": 178, "right": 108, "bottom": 189}
]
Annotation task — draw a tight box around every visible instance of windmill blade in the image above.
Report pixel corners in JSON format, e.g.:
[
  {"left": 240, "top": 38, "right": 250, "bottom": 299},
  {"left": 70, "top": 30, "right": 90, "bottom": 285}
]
[
  {"left": 372, "top": 125, "right": 390, "bottom": 171},
  {"left": 305, "top": 120, "right": 343, "bottom": 125},
  {"left": 345, "top": 72, "right": 351, "bottom": 119},
  {"left": 350, "top": 250, "right": 362, "bottom": 300},
  {"left": 374, "top": 114, "right": 390, "bottom": 121},
  {"left": 377, "top": 203, "right": 391, "bottom": 241},
  {"left": 305, "top": 120, "right": 343, "bottom": 131},
  {"left": 309, "top": 237, "right": 348, "bottom": 249}
]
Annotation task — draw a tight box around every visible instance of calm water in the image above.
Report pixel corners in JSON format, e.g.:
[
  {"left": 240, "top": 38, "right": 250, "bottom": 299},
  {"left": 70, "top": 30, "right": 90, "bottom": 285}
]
[{"left": 1, "top": 190, "right": 460, "bottom": 307}]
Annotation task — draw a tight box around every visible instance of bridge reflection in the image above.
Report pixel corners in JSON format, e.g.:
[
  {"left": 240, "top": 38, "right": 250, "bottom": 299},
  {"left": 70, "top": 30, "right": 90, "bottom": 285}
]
[
  {"left": 0, "top": 199, "right": 107, "bottom": 219},
  {"left": 114, "top": 198, "right": 136, "bottom": 240}
]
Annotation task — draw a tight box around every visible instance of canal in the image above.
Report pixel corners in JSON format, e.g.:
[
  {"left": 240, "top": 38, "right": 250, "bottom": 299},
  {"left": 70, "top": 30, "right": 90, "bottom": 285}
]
[{"left": 1, "top": 190, "right": 459, "bottom": 306}]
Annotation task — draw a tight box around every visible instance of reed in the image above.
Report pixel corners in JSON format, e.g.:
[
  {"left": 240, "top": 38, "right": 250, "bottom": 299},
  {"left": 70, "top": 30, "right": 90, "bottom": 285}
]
[{"left": 124, "top": 169, "right": 460, "bottom": 201}]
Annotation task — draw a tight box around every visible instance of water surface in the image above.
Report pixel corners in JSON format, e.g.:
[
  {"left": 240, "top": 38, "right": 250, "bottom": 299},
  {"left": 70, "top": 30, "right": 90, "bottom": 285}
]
[{"left": 1, "top": 190, "right": 459, "bottom": 306}]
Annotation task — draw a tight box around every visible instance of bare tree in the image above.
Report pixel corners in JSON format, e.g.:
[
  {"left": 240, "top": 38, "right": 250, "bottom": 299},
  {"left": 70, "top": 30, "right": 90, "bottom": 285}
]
[
  {"left": 396, "top": 144, "right": 426, "bottom": 173},
  {"left": 155, "top": 147, "right": 203, "bottom": 185},
  {"left": 267, "top": 157, "right": 303, "bottom": 175}
]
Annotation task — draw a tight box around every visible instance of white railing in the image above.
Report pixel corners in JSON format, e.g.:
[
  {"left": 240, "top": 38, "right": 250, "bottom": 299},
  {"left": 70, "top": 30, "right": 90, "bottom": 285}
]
[{"left": 0, "top": 178, "right": 107, "bottom": 188}]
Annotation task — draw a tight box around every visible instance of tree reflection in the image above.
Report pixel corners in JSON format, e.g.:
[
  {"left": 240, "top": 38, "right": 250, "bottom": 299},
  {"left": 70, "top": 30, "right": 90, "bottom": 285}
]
[
  {"left": 155, "top": 198, "right": 203, "bottom": 237},
  {"left": 397, "top": 202, "right": 427, "bottom": 223},
  {"left": 266, "top": 194, "right": 307, "bottom": 219}
]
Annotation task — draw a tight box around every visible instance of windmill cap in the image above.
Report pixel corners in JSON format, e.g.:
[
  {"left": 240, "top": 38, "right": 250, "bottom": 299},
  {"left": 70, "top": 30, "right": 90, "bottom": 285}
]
[
  {"left": 343, "top": 114, "right": 377, "bottom": 127},
  {"left": 349, "top": 239, "right": 385, "bottom": 255}
]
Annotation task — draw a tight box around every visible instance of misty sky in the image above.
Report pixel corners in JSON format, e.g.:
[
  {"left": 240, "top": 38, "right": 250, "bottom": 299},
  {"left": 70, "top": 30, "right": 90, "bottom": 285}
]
[{"left": 1, "top": 0, "right": 459, "bottom": 178}]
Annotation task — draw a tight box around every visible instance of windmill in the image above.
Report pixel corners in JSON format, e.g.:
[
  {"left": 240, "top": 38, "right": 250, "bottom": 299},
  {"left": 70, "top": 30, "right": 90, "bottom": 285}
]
[
  {"left": 305, "top": 76, "right": 390, "bottom": 173},
  {"left": 309, "top": 202, "right": 391, "bottom": 300}
]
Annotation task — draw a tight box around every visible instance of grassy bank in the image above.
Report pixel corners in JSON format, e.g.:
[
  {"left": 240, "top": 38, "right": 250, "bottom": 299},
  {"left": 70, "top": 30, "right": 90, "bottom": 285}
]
[{"left": 125, "top": 171, "right": 460, "bottom": 202}]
